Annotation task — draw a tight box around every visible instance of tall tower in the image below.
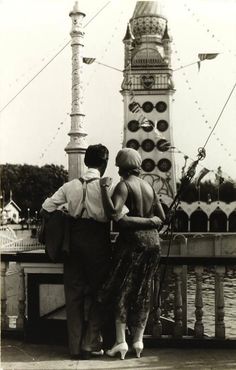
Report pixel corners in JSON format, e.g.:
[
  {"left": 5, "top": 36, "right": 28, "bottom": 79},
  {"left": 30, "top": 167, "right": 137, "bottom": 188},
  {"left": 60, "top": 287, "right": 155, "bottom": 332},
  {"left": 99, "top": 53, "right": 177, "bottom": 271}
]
[
  {"left": 65, "top": 1, "right": 87, "bottom": 180},
  {"left": 121, "top": 1, "right": 176, "bottom": 205}
]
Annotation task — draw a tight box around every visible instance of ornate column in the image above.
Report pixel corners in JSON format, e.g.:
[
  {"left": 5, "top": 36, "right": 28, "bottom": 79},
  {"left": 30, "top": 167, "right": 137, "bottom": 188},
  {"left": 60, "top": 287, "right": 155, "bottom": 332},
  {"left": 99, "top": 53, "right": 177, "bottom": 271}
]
[
  {"left": 16, "top": 263, "right": 26, "bottom": 329},
  {"left": 215, "top": 265, "right": 225, "bottom": 338},
  {"left": 65, "top": 1, "right": 87, "bottom": 180},
  {"left": 152, "top": 271, "right": 162, "bottom": 337},
  {"left": 173, "top": 265, "right": 183, "bottom": 338},
  {"left": 1, "top": 261, "right": 9, "bottom": 329},
  {"left": 194, "top": 266, "right": 204, "bottom": 338}
]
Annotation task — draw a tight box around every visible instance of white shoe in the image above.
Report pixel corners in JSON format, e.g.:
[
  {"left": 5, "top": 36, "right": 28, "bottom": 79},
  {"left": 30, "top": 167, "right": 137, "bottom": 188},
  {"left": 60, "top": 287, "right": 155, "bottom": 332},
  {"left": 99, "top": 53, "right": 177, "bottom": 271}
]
[
  {"left": 106, "top": 342, "right": 128, "bottom": 360},
  {"left": 91, "top": 349, "right": 104, "bottom": 356},
  {"left": 133, "top": 341, "right": 143, "bottom": 358}
]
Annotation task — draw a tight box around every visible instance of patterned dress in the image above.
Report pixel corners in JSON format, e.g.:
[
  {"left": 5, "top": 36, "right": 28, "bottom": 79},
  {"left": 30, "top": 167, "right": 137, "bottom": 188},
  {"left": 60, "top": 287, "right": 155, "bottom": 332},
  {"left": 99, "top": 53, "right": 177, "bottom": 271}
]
[{"left": 98, "top": 180, "right": 161, "bottom": 329}]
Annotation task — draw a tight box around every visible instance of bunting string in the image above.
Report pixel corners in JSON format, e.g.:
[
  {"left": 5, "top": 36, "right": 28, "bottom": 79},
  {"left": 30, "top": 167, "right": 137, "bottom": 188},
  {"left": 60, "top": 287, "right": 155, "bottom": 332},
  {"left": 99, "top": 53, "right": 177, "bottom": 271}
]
[
  {"left": 183, "top": 3, "right": 236, "bottom": 58},
  {"left": 83, "top": 6, "right": 125, "bottom": 94},
  {"left": 6, "top": 37, "right": 69, "bottom": 91},
  {"left": 0, "top": 1, "right": 112, "bottom": 114},
  {"left": 172, "top": 41, "right": 236, "bottom": 164},
  {"left": 38, "top": 112, "right": 70, "bottom": 164}
]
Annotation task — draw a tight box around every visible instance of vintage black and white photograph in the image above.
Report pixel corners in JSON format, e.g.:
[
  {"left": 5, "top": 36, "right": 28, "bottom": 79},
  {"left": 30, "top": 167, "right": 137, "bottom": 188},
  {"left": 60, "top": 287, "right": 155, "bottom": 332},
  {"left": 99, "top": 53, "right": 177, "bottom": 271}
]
[{"left": 1, "top": 0, "right": 236, "bottom": 369}]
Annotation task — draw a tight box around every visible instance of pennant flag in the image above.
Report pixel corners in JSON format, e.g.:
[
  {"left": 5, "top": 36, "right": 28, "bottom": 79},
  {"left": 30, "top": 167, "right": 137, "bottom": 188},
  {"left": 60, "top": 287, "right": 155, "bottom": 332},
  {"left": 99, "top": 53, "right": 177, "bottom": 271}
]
[
  {"left": 83, "top": 57, "right": 96, "bottom": 64},
  {"left": 195, "top": 167, "right": 210, "bottom": 187},
  {"left": 198, "top": 53, "right": 219, "bottom": 61},
  {"left": 215, "top": 166, "right": 224, "bottom": 186},
  {"left": 181, "top": 155, "right": 189, "bottom": 178},
  {"left": 197, "top": 53, "right": 218, "bottom": 71},
  {"left": 197, "top": 61, "right": 201, "bottom": 72}
]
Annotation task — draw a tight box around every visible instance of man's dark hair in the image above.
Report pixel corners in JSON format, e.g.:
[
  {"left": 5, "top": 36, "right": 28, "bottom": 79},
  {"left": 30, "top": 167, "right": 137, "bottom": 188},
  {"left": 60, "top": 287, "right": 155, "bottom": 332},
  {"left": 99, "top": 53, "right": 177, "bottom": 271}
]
[{"left": 84, "top": 144, "right": 109, "bottom": 168}]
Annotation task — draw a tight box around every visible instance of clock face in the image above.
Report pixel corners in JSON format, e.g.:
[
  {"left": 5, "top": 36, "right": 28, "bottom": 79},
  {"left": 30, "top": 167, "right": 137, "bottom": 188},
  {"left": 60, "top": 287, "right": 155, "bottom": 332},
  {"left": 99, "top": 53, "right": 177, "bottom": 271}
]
[
  {"left": 156, "top": 120, "right": 168, "bottom": 132},
  {"left": 127, "top": 120, "right": 139, "bottom": 132},
  {"left": 142, "top": 139, "right": 155, "bottom": 152},
  {"left": 142, "top": 101, "right": 154, "bottom": 113},
  {"left": 157, "top": 158, "right": 172, "bottom": 172},
  {"left": 126, "top": 139, "right": 140, "bottom": 150},
  {"left": 141, "top": 158, "right": 155, "bottom": 172},
  {"left": 157, "top": 139, "right": 170, "bottom": 152},
  {"left": 156, "top": 101, "right": 167, "bottom": 113}
]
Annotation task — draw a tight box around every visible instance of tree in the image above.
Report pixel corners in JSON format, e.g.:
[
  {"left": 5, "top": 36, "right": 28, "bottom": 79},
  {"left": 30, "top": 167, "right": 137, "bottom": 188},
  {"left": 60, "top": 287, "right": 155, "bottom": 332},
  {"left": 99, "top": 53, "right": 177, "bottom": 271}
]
[
  {"left": 179, "top": 179, "right": 236, "bottom": 203},
  {"left": 1, "top": 164, "right": 68, "bottom": 217}
]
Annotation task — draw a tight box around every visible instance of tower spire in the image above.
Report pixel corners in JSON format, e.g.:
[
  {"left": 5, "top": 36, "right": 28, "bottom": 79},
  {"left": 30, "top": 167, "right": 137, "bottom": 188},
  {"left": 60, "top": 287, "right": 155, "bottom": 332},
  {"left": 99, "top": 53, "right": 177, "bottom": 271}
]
[
  {"left": 65, "top": 1, "right": 87, "bottom": 180},
  {"left": 121, "top": 1, "right": 176, "bottom": 204}
]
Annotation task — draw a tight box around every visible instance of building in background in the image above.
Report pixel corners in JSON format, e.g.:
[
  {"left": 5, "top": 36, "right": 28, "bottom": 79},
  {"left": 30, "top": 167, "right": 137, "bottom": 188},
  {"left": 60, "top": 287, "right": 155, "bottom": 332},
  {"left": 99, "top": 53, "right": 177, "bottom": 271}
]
[
  {"left": 2, "top": 200, "right": 21, "bottom": 224},
  {"left": 121, "top": 1, "right": 176, "bottom": 206}
]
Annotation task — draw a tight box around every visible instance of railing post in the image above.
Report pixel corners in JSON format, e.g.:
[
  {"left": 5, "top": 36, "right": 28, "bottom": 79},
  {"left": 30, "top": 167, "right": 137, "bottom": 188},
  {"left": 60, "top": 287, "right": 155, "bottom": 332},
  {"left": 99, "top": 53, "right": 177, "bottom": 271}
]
[
  {"left": 215, "top": 265, "right": 225, "bottom": 339},
  {"left": 16, "top": 263, "right": 26, "bottom": 329},
  {"left": 194, "top": 265, "right": 204, "bottom": 338},
  {"left": 179, "top": 235, "right": 188, "bottom": 335},
  {"left": 173, "top": 265, "right": 183, "bottom": 338},
  {"left": 1, "top": 261, "right": 9, "bottom": 329},
  {"left": 152, "top": 271, "right": 162, "bottom": 337}
]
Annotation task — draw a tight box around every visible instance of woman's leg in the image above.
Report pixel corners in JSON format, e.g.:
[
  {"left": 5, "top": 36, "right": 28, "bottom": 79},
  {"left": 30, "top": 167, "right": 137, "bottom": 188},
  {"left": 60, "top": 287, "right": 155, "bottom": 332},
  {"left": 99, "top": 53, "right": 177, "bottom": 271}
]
[
  {"left": 130, "top": 311, "right": 149, "bottom": 358},
  {"left": 130, "top": 309, "right": 149, "bottom": 343},
  {"left": 106, "top": 317, "right": 128, "bottom": 359},
  {"left": 115, "top": 318, "right": 126, "bottom": 343}
]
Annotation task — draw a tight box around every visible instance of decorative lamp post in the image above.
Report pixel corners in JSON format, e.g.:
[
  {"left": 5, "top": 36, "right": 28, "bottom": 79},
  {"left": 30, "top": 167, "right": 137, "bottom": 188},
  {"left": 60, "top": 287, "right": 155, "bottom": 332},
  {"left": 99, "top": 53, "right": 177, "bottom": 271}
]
[{"left": 65, "top": 1, "right": 87, "bottom": 180}]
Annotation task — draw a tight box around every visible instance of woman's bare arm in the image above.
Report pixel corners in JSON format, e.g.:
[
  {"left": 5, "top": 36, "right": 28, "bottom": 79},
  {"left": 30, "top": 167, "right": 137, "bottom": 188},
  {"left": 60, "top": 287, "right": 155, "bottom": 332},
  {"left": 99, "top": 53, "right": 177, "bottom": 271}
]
[
  {"left": 153, "top": 194, "right": 166, "bottom": 221},
  {"left": 101, "top": 178, "right": 163, "bottom": 229}
]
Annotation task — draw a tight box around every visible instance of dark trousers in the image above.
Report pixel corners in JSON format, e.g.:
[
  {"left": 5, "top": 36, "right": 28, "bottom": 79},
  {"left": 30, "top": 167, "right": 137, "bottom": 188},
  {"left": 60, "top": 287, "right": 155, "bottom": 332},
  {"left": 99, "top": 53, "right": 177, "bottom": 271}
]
[{"left": 63, "top": 218, "right": 111, "bottom": 355}]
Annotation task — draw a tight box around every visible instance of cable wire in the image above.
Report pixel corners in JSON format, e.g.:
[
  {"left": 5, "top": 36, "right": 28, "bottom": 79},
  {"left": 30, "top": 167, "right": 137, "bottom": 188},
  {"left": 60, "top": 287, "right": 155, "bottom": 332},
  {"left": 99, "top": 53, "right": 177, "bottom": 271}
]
[
  {"left": 95, "top": 61, "right": 122, "bottom": 72},
  {"left": 0, "top": 1, "right": 112, "bottom": 115},
  {"left": 84, "top": 1, "right": 111, "bottom": 28},
  {"left": 202, "top": 81, "right": 236, "bottom": 148},
  {"left": 0, "top": 42, "right": 70, "bottom": 115}
]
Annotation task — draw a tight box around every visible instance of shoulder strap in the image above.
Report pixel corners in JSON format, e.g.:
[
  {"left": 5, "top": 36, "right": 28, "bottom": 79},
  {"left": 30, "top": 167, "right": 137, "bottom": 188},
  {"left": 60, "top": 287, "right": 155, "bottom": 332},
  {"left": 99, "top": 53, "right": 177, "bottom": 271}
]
[{"left": 78, "top": 177, "right": 100, "bottom": 218}]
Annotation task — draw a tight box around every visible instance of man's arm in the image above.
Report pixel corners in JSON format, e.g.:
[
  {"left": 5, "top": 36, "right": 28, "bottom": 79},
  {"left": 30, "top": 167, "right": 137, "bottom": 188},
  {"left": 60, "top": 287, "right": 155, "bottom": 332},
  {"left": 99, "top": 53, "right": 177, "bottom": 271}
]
[
  {"left": 118, "top": 214, "right": 162, "bottom": 229},
  {"left": 42, "top": 184, "right": 67, "bottom": 213},
  {"left": 100, "top": 178, "right": 128, "bottom": 219}
]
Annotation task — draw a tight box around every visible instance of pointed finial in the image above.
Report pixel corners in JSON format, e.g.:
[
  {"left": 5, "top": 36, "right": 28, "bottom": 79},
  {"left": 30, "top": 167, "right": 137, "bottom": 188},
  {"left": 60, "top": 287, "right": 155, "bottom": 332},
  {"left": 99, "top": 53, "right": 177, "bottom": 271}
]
[
  {"left": 162, "top": 22, "right": 170, "bottom": 40},
  {"left": 123, "top": 23, "right": 134, "bottom": 42}
]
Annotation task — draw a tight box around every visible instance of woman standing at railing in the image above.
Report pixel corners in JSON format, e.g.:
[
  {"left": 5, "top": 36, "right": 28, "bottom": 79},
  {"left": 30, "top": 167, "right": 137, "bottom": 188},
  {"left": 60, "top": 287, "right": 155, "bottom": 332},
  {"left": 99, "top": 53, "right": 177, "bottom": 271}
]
[{"left": 99, "top": 148, "right": 165, "bottom": 359}]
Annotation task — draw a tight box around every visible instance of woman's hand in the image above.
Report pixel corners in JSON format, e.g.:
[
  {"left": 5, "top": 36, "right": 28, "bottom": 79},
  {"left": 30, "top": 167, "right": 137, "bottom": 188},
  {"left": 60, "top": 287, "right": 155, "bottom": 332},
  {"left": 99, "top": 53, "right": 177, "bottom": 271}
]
[{"left": 100, "top": 177, "right": 112, "bottom": 188}]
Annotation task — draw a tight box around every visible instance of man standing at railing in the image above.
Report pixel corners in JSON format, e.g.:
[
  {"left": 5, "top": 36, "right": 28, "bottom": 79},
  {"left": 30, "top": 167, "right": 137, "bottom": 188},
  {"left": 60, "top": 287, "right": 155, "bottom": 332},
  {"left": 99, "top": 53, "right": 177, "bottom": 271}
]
[{"left": 41, "top": 144, "right": 117, "bottom": 359}]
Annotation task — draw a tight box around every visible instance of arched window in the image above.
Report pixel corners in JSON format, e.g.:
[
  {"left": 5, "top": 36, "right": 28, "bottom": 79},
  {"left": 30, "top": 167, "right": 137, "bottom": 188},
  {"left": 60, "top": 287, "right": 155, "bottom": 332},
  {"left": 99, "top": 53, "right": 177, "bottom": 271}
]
[
  {"left": 229, "top": 211, "right": 236, "bottom": 232},
  {"left": 190, "top": 210, "right": 208, "bottom": 232},
  {"left": 175, "top": 210, "right": 188, "bottom": 232},
  {"left": 209, "top": 210, "right": 227, "bottom": 232}
]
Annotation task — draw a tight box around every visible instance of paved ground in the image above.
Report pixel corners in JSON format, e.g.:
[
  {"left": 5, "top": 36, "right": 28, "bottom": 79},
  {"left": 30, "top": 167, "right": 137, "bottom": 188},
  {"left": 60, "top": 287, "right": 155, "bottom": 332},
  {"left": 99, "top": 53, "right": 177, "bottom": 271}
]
[{"left": 1, "top": 338, "right": 236, "bottom": 370}]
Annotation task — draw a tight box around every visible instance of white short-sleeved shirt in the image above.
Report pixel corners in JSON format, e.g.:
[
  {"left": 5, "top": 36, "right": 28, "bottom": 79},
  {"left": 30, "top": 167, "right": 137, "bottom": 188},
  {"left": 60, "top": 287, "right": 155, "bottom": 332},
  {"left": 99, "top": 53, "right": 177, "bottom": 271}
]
[{"left": 42, "top": 168, "right": 128, "bottom": 222}]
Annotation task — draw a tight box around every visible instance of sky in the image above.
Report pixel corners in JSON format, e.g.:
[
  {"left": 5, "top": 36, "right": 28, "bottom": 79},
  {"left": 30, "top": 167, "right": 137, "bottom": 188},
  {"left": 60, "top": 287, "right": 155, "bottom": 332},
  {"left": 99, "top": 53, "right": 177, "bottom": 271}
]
[{"left": 0, "top": 0, "right": 236, "bottom": 184}]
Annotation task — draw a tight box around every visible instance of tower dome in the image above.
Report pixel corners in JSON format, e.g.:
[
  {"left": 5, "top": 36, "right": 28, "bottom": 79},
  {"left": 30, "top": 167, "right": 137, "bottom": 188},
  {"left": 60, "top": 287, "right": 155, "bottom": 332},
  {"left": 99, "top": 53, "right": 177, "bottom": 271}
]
[{"left": 130, "top": 1, "right": 166, "bottom": 39}]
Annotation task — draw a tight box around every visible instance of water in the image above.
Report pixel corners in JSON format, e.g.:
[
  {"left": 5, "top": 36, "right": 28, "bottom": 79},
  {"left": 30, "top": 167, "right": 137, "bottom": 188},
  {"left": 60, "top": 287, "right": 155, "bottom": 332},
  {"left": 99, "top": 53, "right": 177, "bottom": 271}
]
[
  {"left": 160, "top": 266, "right": 236, "bottom": 338},
  {"left": 6, "top": 263, "right": 236, "bottom": 338}
]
